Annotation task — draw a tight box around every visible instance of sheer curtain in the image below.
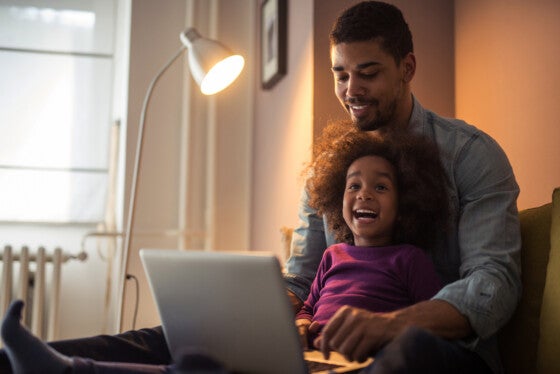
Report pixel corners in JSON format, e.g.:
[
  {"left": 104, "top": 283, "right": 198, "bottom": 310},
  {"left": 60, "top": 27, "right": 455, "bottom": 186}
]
[
  {"left": 0, "top": 0, "right": 116, "bottom": 223},
  {"left": 0, "top": 0, "right": 123, "bottom": 339}
]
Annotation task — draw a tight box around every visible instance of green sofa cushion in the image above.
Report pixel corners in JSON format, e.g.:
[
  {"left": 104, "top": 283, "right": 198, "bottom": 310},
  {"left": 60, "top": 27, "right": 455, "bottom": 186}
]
[
  {"left": 499, "top": 200, "right": 552, "bottom": 374},
  {"left": 537, "top": 187, "right": 560, "bottom": 373}
]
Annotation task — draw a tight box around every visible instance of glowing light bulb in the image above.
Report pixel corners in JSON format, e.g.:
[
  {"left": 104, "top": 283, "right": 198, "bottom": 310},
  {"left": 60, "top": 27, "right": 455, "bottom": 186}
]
[{"left": 201, "top": 55, "right": 245, "bottom": 95}]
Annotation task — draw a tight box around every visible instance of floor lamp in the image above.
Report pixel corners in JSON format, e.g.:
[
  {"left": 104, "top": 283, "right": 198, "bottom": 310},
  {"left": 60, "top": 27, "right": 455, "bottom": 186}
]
[{"left": 117, "top": 28, "right": 244, "bottom": 332}]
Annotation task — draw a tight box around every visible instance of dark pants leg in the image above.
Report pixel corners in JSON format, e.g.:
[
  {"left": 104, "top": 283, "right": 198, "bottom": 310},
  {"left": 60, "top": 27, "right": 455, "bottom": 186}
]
[
  {"left": 361, "top": 326, "right": 492, "bottom": 374},
  {"left": 49, "top": 326, "right": 172, "bottom": 366},
  {"left": 0, "top": 327, "right": 170, "bottom": 374},
  {"left": 73, "top": 358, "right": 171, "bottom": 373},
  {"left": 71, "top": 347, "right": 229, "bottom": 374},
  {"left": 0, "top": 327, "right": 227, "bottom": 374}
]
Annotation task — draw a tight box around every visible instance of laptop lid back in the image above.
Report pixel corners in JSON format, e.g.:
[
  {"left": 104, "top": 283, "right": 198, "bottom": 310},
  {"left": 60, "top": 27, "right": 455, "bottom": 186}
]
[{"left": 140, "top": 249, "right": 308, "bottom": 374}]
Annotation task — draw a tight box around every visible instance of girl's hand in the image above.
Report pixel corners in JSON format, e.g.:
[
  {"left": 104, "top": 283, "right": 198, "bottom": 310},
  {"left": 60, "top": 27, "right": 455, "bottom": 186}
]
[
  {"left": 287, "top": 290, "right": 304, "bottom": 314},
  {"left": 295, "top": 318, "right": 312, "bottom": 350}
]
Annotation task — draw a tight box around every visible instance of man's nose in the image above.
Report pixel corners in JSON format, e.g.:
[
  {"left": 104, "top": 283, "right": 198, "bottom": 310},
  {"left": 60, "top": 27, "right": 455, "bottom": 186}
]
[{"left": 346, "top": 75, "right": 366, "bottom": 97}]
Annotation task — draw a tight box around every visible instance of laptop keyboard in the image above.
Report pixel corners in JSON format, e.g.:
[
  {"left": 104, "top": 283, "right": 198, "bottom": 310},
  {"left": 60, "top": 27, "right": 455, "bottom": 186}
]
[{"left": 305, "top": 359, "right": 344, "bottom": 373}]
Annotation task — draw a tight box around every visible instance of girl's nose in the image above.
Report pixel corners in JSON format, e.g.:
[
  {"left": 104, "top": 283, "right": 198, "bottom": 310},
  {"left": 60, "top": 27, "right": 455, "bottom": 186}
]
[{"left": 357, "top": 190, "right": 373, "bottom": 200}]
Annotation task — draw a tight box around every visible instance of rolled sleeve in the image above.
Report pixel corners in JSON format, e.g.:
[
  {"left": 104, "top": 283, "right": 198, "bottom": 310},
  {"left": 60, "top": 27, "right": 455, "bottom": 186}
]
[
  {"left": 284, "top": 189, "right": 330, "bottom": 302},
  {"left": 433, "top": 133, "right": 522, "bottom": 339}
]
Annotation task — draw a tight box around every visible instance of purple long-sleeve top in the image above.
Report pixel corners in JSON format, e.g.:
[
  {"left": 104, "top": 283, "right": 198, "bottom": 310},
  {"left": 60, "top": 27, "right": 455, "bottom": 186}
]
[{"left": 296, "top": 243, "right": 442, "bottom": 327}]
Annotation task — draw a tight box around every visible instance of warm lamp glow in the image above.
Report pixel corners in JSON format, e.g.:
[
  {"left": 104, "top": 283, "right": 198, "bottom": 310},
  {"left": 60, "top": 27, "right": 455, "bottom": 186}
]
[
  {"left": 180, "top": 28, "right": 244, "bottom": 95},
  {"left": 201, "top": 55, "right": 244, "bottom": 95}
]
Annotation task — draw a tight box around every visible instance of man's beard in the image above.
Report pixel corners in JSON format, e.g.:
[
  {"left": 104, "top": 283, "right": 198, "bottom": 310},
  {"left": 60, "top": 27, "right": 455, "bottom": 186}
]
[{"left": 353, "top": 98, "right": 398, "bottom": 132}]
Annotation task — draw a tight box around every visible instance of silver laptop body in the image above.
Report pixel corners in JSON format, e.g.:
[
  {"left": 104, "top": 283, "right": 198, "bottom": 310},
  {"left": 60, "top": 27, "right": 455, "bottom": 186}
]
[{"left": 140, "top": 249, "right": 372, "bottom": 374}]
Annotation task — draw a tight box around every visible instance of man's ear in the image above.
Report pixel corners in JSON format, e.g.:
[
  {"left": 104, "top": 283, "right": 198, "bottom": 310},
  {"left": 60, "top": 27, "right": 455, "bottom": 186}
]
[{"left": 402, "top": 53, "right": 416, "bottom": 83}]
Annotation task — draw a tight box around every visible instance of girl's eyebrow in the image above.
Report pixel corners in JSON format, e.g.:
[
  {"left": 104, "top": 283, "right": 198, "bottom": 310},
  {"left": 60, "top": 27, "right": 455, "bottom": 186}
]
[
  {"left": 346, "top": 170, "right": 361, "bottom": 180},
  {"left": 346, "top": 170, "right": 394, "bottom": 180},
  {"left": 332, "top": 61, "right": 381, "bottom": 72}
]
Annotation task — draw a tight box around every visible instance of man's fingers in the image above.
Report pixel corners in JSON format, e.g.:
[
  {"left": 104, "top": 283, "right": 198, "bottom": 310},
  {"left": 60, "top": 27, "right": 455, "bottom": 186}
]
[
  {"left": 322, "top": 306, "right": 351, "bottom": 338},
  {"left": 334, "top": 326, "right": 363, "bottom": 361},
  {"left": 308, "top": 321, "right": 322, "bottom": 334},
  {"left": 351, "top": 337, "right": 375, "bottom": 363},
  {"left": 320, "top": 306, "right": 383, "bottom": 362},
  {"left": 320, "top": 306, "right": 352, "bottom": 358}
]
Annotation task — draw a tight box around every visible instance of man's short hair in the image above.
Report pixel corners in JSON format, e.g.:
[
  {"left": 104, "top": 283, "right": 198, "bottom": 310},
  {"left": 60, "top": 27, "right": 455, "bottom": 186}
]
[{"left": 330, "top": 1, "right": 413, "bottom": 64}]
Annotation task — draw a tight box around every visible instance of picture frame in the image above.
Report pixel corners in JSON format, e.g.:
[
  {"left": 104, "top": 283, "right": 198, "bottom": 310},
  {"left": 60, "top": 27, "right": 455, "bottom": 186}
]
[{"left": 261, "top": 0, "right": 287, "bottom": 89}]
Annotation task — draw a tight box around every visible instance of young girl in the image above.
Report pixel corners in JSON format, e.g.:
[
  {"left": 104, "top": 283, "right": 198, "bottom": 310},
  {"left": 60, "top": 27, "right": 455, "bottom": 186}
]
[{"left": 295, "top": 123, "right": 450, "bottom": 361}]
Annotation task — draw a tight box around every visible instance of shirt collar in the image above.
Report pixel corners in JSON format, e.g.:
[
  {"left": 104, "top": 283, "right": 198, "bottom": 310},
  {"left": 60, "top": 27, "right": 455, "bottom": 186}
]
[{"left": 408, "top": 95, "right": 426, "bottom": 135}]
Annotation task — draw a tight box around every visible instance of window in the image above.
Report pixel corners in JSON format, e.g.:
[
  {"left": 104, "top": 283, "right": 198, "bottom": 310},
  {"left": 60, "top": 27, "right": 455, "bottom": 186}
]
[{"left": 0, "top": 0, "right": 116, "bottom": 223}]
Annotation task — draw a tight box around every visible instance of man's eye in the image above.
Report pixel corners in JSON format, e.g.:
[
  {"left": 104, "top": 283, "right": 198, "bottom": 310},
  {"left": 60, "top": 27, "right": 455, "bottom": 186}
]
[
  {"left": 335, "top": 75, "right": 348, "bottom": 83},
  {"left": 361, "top": 71, "right": 379, "bottom": 79}
]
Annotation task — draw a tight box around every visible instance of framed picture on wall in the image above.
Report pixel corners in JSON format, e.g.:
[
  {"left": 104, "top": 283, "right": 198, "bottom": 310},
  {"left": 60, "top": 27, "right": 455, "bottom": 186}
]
[{"left": 261, "top": 0, "right": 287, "bottom": 89}]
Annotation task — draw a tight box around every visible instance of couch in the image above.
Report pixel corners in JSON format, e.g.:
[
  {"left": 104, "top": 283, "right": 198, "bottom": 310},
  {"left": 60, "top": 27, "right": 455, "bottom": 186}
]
[{"left": 499, "top": 187, "right": 560, "bottom": 373}]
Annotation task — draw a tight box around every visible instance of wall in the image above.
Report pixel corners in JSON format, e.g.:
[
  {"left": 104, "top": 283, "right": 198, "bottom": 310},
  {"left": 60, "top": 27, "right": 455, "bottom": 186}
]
[
  {"left": 455, "top": 0, "right": 560, "bottom": 209},
  {"left": 251, "top": 0, "right": 314, "bottom": 260},
  {"left": 211, "top": 1, "right": 255, "bottom": 252}
]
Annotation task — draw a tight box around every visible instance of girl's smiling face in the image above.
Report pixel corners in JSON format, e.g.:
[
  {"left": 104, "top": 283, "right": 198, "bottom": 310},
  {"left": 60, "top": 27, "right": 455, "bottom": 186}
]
[{"left": 343, "top": 155, "right": 398, "bottom": 247}]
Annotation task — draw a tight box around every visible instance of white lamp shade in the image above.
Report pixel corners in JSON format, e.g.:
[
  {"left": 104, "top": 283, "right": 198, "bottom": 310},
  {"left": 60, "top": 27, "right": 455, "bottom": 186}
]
[{"left": 180, "top": 28, "right": 245, "bottom": 95}]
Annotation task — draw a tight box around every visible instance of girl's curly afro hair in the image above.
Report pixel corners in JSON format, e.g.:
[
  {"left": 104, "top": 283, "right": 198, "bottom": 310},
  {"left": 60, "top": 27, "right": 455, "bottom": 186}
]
[{"left": 305, "top": 122, "right": 450, "bottom": 251}]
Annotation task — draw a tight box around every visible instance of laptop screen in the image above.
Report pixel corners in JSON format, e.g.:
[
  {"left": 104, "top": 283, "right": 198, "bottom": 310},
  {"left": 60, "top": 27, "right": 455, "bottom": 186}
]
[{"left": 140, "top": 249, "right": 309, "bottom": 373}]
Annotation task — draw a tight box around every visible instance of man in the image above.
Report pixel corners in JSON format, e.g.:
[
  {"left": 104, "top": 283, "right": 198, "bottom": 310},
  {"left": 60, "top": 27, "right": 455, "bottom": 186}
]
[{"left": 285, "top": 1, "right": 521, "bottom": 373}]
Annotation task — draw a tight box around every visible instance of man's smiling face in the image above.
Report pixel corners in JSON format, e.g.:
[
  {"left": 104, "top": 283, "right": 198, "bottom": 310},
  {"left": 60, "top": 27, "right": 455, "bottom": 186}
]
[{"left": 331, "top": 39, "right": 412, "bottom": 131}]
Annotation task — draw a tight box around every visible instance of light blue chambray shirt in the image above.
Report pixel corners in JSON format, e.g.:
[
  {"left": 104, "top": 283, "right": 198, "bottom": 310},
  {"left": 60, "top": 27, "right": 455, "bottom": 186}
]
[{"left": 284, "top": 96, "right": 522, "bottom": 374}]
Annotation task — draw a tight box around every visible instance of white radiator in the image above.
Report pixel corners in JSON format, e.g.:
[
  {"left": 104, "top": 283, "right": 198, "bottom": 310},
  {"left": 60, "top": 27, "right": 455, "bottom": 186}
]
[{"left": 0, "top": 245, "right": 86, "bottom": 344}]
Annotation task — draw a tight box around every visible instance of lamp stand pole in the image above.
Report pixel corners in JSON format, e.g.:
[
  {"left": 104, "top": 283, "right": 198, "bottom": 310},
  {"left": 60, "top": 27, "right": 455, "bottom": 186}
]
[{"left": 117, "top": 46, "right": 187, "bottom": 333}]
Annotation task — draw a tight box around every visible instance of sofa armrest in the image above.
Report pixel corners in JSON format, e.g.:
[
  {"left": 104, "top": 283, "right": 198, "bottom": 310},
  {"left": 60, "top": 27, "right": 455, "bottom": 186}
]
[
  {"left": 498, "top": 199, "right": 551, "bottom": 374},
  {"left": 537, "top": 187, "right": 560, "bottom": 373}
]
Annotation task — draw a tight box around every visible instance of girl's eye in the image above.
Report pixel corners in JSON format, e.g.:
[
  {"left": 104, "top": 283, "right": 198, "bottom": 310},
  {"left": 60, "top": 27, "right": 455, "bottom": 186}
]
[
  {"left": 347, "top": 183, "right": 360, "bottom": 191},
  {"left": 375, "top": 184, "right": 388, "bottom": 191}
]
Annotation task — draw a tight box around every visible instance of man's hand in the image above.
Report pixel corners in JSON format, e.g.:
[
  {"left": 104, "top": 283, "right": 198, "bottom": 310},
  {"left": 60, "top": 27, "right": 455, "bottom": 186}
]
[
  {"left": 315, "top": 300, "right": 473, "bottom": 363},
  {"left": 315, "top": 306, "right": 394, "bottom": 363},
  {"left": 287, "top": 290, "right": 303, "bottom": 314}
]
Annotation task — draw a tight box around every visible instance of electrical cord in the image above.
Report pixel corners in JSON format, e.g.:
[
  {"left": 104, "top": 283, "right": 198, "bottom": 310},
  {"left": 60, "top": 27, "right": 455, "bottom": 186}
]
[{"left": 126, "top": 274, "right": 140, "bottom": 330}]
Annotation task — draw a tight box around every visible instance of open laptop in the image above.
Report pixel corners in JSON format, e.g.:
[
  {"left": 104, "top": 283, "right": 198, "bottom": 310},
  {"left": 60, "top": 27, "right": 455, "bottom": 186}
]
[{"left": 139, "top": 249, "right": 373, "bottom": 374}]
